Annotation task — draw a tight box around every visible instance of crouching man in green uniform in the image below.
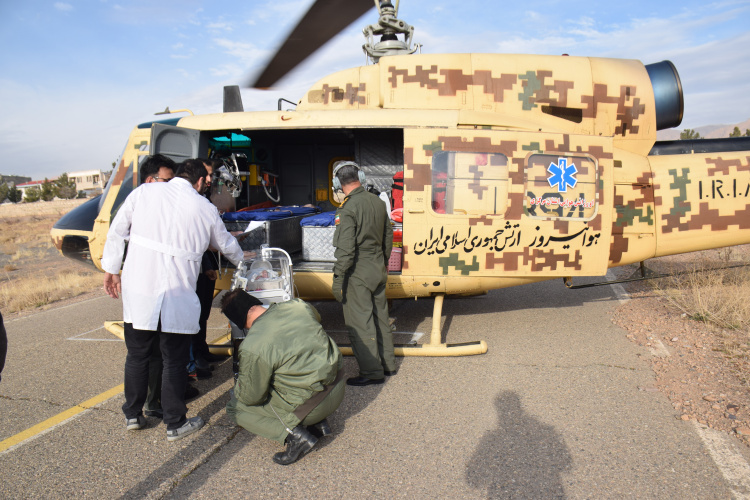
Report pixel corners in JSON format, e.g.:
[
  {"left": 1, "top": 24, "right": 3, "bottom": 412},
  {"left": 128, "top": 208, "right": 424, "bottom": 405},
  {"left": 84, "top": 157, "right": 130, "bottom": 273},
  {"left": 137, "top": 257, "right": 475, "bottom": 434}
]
[
  {"left": 331, "top": 162, "right": 396, "bottom": 386},
  {"left": 221, "top": 289, "right": 345, "bottom": 465}
]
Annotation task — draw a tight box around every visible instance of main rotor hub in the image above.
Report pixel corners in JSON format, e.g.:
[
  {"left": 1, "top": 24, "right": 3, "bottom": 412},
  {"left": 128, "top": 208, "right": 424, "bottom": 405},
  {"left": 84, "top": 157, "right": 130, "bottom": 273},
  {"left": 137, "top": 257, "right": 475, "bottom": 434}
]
[{"left": 363, "top": 0, "right": 417, "bottom": 62}]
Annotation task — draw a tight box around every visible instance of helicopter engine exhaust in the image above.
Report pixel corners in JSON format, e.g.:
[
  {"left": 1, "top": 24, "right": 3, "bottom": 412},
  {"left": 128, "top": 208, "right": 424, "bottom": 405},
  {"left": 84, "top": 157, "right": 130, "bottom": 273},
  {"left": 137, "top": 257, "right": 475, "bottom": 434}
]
[
  {"left": 645, "top": 60, "right": 684, "bottom": 130},
  {"left": 223, "top": 85, "right": 244, "bottom": 113}
]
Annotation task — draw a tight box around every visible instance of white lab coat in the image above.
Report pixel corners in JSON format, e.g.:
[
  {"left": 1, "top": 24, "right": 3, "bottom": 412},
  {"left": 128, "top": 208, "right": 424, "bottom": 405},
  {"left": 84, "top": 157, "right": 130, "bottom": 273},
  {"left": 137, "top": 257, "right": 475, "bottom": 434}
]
[{"left": 101, "top": 177, "right": 244, "bottom": 334}]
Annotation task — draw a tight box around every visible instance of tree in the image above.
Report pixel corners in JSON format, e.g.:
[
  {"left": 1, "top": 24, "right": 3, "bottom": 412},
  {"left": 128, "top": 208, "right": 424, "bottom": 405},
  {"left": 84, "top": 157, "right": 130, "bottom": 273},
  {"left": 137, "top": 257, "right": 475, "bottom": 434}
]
[
  {"left": 7, "top": 184, "right": 22, "bottom": 203},
  {"left": 23, "top": 186, "right": 41, "bottom": 203},
  {"left": 77, "top": 190, "right": 87, "bottom": 199},
  {"left": 55, "top": 173, "right": 77, "bottom": 199},
  {"left": 40, "top": 179, "right": 55, "bottom": 201},
  {"left": 0, "top": 182, "right": 8, "bottom": 203},
  {"left": 727, "top": 126, "right": 750, "bottom": 137},
  {"left": 680, "top": 129, "right": 701, "bottom": 140}
]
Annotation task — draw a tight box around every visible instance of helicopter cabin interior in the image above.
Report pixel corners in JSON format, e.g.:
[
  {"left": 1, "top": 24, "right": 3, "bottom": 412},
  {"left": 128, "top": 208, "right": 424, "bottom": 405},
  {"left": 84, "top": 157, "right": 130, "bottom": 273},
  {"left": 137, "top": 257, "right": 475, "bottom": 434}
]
[{"left": 150, "top": 123, "right": 405, "bottom": 273}]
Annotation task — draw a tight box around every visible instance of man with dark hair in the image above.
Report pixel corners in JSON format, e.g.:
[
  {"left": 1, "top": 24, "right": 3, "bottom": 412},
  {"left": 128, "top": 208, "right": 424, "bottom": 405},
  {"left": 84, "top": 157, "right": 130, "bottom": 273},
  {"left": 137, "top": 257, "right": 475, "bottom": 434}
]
[
  {"left": 174, "top": 159, "right": 208, "bottom": 185},
  {"left": 332, "top": 162, "right": 396, "bottom": 386},
  {"left": 221, "top": 289, "right": 344, "bottom": 465},
  {"left": 139, "top": 154, "right": 176, "bottom": 184},
  {"left": 102, "top": 155, "right": 246, "bottom": 441},
  {"left": 190, "top": 159, "right": 225, "bottom": 378},
  {"left": 136, "top": 153, "right": 179, "bottom": 418}
]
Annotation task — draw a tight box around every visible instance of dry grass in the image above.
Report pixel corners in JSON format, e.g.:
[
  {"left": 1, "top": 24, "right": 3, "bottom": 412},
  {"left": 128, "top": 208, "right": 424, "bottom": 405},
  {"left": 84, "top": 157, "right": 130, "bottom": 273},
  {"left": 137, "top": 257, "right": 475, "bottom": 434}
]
[
  {"left": 0, "top": 198, "right": 100, "bottom": 314},
  {"left": 650, "top": 246, "right": 750, "bottom": 387},
  {"left": 654, "top": 250, "right": 750, "bottom": 332},
  {"left": 0, "top": 198, "right": 87, "bottom": 218},
  {"left": 0, "top": 270, "right": 101, "bottom": 312}
]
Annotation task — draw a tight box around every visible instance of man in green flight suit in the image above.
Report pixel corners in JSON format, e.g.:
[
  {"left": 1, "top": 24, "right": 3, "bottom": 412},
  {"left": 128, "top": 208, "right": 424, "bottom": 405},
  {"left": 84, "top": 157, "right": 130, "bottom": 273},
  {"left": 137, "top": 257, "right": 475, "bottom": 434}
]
[
  {"left": 331, "top": 161, "right": 396, "bottom": 386},
  {"left": 221, "top": 289, "right": 345, "bottom": 465}
]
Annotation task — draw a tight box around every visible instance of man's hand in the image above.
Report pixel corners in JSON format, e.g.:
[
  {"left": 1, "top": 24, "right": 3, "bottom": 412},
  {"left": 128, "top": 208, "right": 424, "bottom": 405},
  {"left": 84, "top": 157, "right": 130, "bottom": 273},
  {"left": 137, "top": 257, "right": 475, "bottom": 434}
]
[
  {"left": 331, "top": 276, "right": 344, "bottom": 303},
  {"left": 103, "top": 272, "right": 121, "bottom": 299},
  {"left": 242, "top": 250, "right": 257, "bottom": 261},
  {"left": 205, "top": 269, "right": 218, "bottom": 281}
]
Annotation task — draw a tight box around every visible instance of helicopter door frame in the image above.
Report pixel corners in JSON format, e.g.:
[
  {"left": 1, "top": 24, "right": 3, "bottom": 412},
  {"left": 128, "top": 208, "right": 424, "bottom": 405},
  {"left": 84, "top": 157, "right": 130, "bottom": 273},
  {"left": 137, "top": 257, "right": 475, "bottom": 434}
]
[
  {"left": 401, "top": 128, "right": 614, "bottom": 278},
  {"left": 149, "top": 123, "right": 205, "bottom": 168}
]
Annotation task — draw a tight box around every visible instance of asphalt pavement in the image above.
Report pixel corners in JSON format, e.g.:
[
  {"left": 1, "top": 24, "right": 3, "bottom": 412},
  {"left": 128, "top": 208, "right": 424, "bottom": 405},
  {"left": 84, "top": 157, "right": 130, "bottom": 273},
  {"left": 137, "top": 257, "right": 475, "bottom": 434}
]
[{"left": 2, "top": 278, "right": 750, "bottom": 499}]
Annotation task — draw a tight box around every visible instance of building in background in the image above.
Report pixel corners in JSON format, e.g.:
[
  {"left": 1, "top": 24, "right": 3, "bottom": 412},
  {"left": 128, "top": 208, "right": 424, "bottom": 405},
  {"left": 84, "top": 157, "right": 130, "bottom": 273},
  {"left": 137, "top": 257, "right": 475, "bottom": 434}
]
[
  {"left": 68, "top": 170, "right": 110, "bottom": 196},
  {"left": 15, "top": 179, "right": 55, "bottom": 200},
  {"left": 0, "top": 175, "right": 31, "bottom": 186}
]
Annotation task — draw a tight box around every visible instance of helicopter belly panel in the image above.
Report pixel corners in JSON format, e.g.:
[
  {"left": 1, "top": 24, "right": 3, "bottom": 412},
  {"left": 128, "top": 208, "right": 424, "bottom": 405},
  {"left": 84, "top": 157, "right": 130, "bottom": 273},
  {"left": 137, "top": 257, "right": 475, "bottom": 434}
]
[{"left": 402, "top": 129, "right": 613, "bottom": 279}]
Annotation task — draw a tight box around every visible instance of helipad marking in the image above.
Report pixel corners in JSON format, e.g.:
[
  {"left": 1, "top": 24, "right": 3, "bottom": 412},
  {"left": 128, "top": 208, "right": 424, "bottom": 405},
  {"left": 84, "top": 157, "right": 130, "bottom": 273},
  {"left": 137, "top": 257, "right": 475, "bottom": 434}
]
[
  {"left": 648, "top": 338, "right": 671, "bottom": 358},
  {"left": 6, "top": 295, "right": 110, "bottom": 323},
  {"left": 66, "top": 325, "right": 123, "bottom": 342},
  {"left": 0, "top": 384, "right": 124, "bottom": 454},
  {"left": 692, "top": 421, "right": 750, "bottom": 499},
  {"left": 606, "top": 270, "right": 630, "bottom": 304}
]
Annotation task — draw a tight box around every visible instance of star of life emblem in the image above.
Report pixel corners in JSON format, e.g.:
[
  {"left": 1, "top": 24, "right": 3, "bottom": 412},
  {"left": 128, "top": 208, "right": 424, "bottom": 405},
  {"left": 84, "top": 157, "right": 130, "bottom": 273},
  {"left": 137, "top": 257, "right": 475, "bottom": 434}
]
[{"left": 547, "top": 158, "right": 578, "bottom": 193}]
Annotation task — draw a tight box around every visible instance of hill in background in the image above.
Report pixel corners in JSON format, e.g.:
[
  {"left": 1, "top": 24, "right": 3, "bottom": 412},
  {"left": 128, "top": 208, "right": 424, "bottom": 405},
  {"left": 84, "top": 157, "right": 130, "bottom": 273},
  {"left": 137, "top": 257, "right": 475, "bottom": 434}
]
[{"left": 657, "top": 118, "right": 750, "bottom": 141}]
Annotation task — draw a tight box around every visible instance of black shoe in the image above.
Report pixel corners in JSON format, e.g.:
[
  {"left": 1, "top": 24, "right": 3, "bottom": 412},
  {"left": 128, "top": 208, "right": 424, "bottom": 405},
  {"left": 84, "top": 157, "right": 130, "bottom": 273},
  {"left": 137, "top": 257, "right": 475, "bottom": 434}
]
[
  {"left": 194, "top": 359, "right": 215, "bottom": 372},
  {"left": 185, "top": 385, "right": 200, "bottom": 402},
  {"left": 384, "top": 370, "right": 397, "bottom": 376},
  {"left": 272, "top": 425, "right": 318, "bottom": 465},
  {"left": 145, "top": 409, "right": 163, "bottom": 419},
  {"left": 203, "top": 352, "right": 227, "bottom": 363},
  {"left": 188, "top": 367, "right": 213, "bottom": 380},
  {"left": 346, "top": 376, "right": 385, "bottom": 386},
  {"left": 307, "top": 419, "right": 332, "bottom": 438}
]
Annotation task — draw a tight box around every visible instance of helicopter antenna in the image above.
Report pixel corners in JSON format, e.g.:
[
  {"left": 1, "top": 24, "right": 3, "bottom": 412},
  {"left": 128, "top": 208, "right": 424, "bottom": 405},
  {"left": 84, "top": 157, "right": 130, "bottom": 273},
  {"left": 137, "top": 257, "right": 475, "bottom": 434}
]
[{"left": 362, "top": 0, "right": 417, "bottom": 63}]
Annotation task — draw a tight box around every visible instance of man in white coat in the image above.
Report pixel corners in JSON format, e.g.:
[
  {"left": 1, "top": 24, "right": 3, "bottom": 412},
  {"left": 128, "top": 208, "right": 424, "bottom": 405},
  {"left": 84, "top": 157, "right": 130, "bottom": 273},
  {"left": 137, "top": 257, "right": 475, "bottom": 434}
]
[{"left": 102, "top": 158, "right": 245, "bottom": 441}]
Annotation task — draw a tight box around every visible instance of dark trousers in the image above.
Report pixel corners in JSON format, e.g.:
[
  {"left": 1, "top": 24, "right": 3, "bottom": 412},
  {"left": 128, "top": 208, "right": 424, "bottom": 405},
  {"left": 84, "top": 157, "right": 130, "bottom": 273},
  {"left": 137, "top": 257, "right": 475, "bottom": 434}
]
[
  {"left": 193, "top": 273, "right": 216, "bottom": 362},
  {"left": 342, "top": 278, "right": 396, "bottom": 379},
  {"left": 122, "top": 323, "right": 191, "bottom": 425},
  {"left": 145, "top": 340, "right": 163, "bottom": 412},
  {"left": 0, "top": 311, "right": 7, "bottom": 382}
]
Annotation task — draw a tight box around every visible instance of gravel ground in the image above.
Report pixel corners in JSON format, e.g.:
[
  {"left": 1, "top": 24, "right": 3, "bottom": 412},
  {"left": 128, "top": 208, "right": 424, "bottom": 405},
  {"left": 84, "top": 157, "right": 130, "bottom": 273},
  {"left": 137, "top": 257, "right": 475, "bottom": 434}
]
[{"left": 611, "top": 252, "right": 750, "bottom": 448}]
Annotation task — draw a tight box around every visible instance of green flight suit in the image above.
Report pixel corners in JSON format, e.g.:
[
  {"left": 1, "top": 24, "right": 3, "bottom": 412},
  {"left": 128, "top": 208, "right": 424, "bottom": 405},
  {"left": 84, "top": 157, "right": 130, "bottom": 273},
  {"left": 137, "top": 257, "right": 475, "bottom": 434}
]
[
  {"left": 332, "top": 185, "right": 395, "bottom": 379},
  {"left": 225, "top": 299, "right": 344, "bottom": 443}
]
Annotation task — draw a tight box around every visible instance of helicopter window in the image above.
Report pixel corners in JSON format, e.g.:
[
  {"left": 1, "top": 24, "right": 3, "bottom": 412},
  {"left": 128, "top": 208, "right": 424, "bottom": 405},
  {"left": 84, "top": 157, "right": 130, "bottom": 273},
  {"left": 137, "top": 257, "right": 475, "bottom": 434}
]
[
  {"left": 109, "top": 160, "right": 135, "bottom": 220},
  {"left": 525, "top": 154, "right": 597, "bottom": 220},
  {"left": 431, "top": 151, "right": 508, "bottom": 216}
]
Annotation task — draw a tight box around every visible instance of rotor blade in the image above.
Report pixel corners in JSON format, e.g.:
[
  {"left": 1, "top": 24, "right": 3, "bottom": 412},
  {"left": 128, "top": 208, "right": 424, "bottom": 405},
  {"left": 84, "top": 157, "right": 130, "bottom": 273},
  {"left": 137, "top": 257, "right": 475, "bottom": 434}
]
[{"left": 249, "top": 0, "right": 375, "bottom": 89}]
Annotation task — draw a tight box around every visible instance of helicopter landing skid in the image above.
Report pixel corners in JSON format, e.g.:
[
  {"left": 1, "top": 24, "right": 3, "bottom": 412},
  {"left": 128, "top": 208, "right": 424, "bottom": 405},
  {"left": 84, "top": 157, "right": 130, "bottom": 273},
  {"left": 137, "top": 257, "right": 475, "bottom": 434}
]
[
  {"left": 105, "top": 295, "right": 488, "bottom": 358},
  {"left": 208, "top": 293, "right": 488, "bottom": 358}
]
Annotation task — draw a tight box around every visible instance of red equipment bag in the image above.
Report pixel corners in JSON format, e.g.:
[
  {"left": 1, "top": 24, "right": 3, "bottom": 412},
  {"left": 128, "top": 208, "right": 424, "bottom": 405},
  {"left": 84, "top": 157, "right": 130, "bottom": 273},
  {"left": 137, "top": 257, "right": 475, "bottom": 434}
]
[{"left": 391, "top": 171, "right": 404, "bottom": 210}]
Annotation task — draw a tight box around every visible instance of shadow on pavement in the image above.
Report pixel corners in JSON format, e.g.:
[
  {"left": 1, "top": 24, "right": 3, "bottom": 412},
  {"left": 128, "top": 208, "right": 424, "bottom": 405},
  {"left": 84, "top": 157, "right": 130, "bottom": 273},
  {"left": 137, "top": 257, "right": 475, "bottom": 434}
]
[
  {"left": 466, "top": 391, "right": 572, "bottom": 499},
  {"left": 121, "top": 385, "right": 245, "bottom": 499}
]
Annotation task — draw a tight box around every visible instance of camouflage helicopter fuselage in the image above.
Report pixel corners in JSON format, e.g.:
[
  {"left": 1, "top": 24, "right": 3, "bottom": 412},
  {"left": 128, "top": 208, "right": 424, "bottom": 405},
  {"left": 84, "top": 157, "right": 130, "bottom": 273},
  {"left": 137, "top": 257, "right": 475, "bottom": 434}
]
[{"left": 52, "top": 53, "right": 750, "bottom": 304}]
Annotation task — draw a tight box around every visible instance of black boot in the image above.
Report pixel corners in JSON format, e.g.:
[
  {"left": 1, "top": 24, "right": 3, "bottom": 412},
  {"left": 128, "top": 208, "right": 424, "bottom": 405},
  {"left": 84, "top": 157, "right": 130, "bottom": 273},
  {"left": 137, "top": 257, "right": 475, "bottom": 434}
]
[
  {"left": 272, "top": 425, "right": 318, "bottom": 465},
  {"left": 307, "top": 418, "right": 332, "bottom": 438}
]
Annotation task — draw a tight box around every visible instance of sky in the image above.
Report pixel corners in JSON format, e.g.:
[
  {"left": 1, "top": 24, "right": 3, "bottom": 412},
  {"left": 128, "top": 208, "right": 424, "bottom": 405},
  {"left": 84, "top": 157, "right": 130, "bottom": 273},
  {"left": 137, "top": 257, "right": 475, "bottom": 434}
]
[{"left": 1, "top": 0, "right": 748, "bottom": 180}]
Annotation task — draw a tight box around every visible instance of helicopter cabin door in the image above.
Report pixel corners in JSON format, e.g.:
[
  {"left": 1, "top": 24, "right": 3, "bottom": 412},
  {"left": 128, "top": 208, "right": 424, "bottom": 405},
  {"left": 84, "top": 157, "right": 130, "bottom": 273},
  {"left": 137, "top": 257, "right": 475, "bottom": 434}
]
[
  {"left": 150, "top": 123, "right": 203, "bottom": 166},
  {"left": 401, "top": 129, "right": 613, "bottom": 281}
]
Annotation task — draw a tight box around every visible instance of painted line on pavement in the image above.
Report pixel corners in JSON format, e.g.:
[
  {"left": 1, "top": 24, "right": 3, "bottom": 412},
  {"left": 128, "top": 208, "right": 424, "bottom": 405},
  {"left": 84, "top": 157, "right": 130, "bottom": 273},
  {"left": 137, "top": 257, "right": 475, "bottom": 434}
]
[
  {"left": 6, "top": 295, "right": 110, "bottom": 323},
  {"left": 0, "top": 384, "right": 124, "bottom": 454},
  {"left": 606, "top": 270, "right": 630, "bottom": 304},
  {"left": 648, "top": 338, "right": 671, "bottom": 358},
  {"left": 66, "top": 325, "right": 124, "bottom": 342},
  {"left": 692, "top": 421, "right": 750, "bottom": 499}
]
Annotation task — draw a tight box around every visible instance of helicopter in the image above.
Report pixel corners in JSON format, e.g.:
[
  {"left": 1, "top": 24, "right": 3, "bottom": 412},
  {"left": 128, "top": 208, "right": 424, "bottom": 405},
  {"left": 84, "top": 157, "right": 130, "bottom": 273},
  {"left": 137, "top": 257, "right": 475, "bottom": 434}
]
[{"left": 51, "top": 0, "right": 750, "bottom": 356}]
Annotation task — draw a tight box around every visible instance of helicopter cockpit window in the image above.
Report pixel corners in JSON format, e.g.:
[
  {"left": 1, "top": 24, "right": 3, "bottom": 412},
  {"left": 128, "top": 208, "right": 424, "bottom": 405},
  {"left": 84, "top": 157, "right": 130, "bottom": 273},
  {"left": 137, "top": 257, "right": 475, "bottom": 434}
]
[
  {"left": 109, "top": 160, "right": 135, "bottom": 220},
  {"left": 431, "top": 151, "right": 509, "bottom": 215},
  {"left": 525, "top": 154, "right": 598, "bottom": 221}
]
